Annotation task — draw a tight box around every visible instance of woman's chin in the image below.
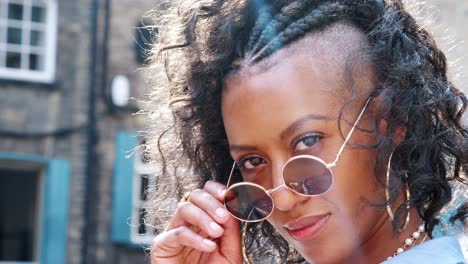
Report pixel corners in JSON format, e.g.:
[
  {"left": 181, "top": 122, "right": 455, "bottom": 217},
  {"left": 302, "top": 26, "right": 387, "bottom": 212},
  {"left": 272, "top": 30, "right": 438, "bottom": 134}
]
[{"left": 285, "top": 218, "right": 357, "bottom": 264}]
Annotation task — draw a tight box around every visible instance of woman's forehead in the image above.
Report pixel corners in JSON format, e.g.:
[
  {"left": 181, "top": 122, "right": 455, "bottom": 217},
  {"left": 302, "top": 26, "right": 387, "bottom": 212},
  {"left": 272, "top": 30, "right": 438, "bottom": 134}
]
[
  {"left": 226, "top": 22, "right": 372, "bottom": 87},
  {"left": 223, "top": 23, "right": 376, "bottom": 104}
]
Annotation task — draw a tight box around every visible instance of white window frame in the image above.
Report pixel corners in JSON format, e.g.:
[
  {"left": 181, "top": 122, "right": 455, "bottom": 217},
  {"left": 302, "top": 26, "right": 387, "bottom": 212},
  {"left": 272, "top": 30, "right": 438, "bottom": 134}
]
[
  {"left": 130, "top": 149, "right": 158, "bottom": 244},
  {"left": 0, "top": 0, "right": 58, "bottom": 83}
]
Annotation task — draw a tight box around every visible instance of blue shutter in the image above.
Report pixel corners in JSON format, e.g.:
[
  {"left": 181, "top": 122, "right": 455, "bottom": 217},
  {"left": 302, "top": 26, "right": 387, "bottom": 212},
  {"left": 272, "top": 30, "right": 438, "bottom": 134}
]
[
  {"left": 41, "top": 159, "right": 71, "bottom": 264},
  {"left": 112, "top": 132, "right": 138, "bottom": 243}
]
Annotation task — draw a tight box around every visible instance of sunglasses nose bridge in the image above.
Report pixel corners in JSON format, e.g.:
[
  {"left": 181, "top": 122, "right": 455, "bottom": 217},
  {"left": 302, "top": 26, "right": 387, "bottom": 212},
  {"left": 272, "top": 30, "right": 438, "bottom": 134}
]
[
  {"left": 268, "top": 182, "right": 308, "bottom": 212},
  {"left": 269, "top": 157, "right": 305, "bottom": 195},
  {"left": 267, "top": 184, "right": 287, "bottom": 195}
]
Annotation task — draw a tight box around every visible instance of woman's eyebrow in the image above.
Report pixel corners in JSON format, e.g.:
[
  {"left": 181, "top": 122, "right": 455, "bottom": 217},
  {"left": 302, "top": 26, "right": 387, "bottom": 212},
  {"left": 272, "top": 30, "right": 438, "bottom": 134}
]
[
  {"left": 229, "top": 144, "right": 258, "bottom": 153},
  {"left": 279, "top": 114, "right": 332, "bottom": 140},
  {"left": 229, "top": 114, "right": 332, "bottom": 153}
]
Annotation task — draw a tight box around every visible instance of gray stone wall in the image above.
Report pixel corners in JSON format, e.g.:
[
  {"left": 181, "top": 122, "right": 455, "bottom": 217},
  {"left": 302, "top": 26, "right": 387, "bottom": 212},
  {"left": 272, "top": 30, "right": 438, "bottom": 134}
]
[
  {"left": 0, "top": 0, "right": 124, "bottom": 263},
  {"left": 0, "top": 0, "right": 93, "bottom": 263},
  {"left": 56, "top": 1, "right": 93, "bottom": 263},
  {"left": 91, "top": 0, "right": 157, "bottom": 263}
]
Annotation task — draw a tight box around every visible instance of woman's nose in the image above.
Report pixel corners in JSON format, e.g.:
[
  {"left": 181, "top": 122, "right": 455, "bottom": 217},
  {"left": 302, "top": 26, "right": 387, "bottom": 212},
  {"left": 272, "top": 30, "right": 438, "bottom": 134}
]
[{"left": 269, "top": 164, "right": 308, "bottom": 212}]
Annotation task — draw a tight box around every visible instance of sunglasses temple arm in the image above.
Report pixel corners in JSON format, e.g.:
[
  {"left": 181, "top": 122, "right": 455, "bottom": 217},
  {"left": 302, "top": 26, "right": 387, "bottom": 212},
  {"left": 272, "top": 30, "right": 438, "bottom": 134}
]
[
  {"left": 330, "top": 97, "right": 372, "bottom": 167},
  {"left": 226, "top": 162, "right": 236, "bottom": 187}
]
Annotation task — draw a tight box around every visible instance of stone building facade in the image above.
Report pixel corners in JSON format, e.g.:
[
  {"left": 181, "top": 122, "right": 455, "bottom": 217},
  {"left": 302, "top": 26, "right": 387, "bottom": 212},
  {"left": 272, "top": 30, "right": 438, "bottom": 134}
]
[
  {"left": 0, "top": 0, "right": 156, "bottom": 263},
  {"left": 0, "top": 1, "right": 466, "bottom": 264}
]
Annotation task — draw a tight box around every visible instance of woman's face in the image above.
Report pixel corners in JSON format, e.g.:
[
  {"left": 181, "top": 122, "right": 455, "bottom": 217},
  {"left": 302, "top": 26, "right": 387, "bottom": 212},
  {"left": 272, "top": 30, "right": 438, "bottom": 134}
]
[{"left": 222, "top": 24, "right": 388, "bottom": 263}]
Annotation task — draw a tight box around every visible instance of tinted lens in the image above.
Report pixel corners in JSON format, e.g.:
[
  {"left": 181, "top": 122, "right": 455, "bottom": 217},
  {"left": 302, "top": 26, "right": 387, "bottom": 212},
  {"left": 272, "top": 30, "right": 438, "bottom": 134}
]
[
  {"left": 283, "top": 157, "right": 333, "bottom": 195},
  {"left": 224, "top": 184, "right": 273, "bottom": 221}
]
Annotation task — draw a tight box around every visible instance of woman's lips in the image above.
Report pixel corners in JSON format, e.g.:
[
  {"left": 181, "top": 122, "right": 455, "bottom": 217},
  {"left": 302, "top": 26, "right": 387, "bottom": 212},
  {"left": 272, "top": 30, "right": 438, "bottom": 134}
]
[{"left": 284, "top": 214, "right": 331, "bottom": 241}]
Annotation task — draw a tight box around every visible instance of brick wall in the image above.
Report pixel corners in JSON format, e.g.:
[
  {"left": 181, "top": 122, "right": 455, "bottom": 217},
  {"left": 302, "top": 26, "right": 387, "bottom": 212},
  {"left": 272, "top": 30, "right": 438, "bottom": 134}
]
[
  {"left": 91, "top": 0, "right": 157, "bottom": 263},
  {"left": 0, "top": 0, "right": 93, "bottom": 263}
]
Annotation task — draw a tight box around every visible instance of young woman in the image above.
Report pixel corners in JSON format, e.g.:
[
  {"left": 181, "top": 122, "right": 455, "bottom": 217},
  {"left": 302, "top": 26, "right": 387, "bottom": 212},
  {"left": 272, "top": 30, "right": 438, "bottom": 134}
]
[{"left": 146, "top": 0, "right": 467, "bottom": 263}]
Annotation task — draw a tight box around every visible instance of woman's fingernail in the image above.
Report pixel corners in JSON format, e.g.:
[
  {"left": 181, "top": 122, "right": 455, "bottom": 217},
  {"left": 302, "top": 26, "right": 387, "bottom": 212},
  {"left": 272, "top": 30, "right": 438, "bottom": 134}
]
[
  {"left": 218, "top": 189, "right": 227, "bottom": 197},
  {"left": 202, "top": 239, "right": 216, "bottom": 250},
  {"left": 209, "top": 221, "right": 223, "bottom": 234},
  {"left": 215, "top": 208, "right": 228, "bottom": 218}
]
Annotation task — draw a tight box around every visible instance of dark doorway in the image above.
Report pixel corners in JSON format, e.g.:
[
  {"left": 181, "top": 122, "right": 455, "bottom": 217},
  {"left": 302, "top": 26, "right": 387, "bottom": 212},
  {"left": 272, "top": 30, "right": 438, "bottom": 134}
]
[{"left": 0, "top": 168, "right": 40, "bottom": 261}]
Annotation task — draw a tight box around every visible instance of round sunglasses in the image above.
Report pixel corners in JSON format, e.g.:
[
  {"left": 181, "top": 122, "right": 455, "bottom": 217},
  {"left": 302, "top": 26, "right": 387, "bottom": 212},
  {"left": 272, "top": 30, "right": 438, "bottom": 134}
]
[{"left": 223, "top": 97, "right": 372, "bottom": 222}]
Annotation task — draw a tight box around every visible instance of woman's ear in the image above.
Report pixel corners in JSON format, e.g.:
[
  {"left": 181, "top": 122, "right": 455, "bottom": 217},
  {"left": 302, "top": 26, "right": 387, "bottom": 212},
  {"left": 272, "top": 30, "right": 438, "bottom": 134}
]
[
  {"left": 374, "top": 91, "right": 407, "bottom": 146},
  {"left": 393, "top": 124, "right": 407, "bottom": 145},
  {"left": 379, "top": 118, "right": 407, "bottom": 145}
]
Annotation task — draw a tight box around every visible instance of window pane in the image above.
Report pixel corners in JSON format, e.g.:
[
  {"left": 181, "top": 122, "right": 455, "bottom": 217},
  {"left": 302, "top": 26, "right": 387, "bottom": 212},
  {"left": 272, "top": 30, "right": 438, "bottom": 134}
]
[
  {"left": 6, "top": 52, "right": 21, "bottom": 68},
  {"left": 138, "top": 208, "right": 147, "bottom": 235},
  {"left": 31, "top": 6, "right": 45, "bottom": 23},
  {"left": 0, "top": 169, "right": 39, "bottom": 261},
  {"left": 30, "top": 30, "right": 44, "bottom": 46},
  {"left": 7, "top": 27, "right": 22, "bottom": 44},
  {"left": 8, "top": 3, "right": 23, "bottom": 20},
  {"left": 140, "top": 175, "right": 149, "bottom": 200},
  {"left": 29, "top": 53, "right": 43, "bottom": 71}
]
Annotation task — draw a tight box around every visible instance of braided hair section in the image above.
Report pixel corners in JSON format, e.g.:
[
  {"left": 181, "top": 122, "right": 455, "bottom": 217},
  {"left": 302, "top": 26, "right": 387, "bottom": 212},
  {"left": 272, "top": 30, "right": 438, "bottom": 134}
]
[
  {"left": 248, "top": 0, "right": 317, "bottom": 56},
  {"left": 248, "top": 1, "right": 348, "bottom": 64},
  {"left": 246, "top": 4, "right": 275, "bottom": 53}
]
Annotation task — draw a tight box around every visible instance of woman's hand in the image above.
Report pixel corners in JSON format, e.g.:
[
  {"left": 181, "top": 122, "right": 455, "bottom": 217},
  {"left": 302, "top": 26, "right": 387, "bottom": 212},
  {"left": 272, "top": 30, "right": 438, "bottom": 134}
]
[{"left": 151, "top": 181, "right": 242, "bottom": 264}]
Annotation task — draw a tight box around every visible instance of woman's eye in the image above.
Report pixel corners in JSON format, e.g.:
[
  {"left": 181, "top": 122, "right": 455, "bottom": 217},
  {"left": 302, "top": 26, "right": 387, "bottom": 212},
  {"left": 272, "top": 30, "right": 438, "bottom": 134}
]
[
  {"left": 293, "top": 134, "right": 321, "bottom": 151},
  {"left": 240, "top": 156, "right": 265, "bottom": 169}
]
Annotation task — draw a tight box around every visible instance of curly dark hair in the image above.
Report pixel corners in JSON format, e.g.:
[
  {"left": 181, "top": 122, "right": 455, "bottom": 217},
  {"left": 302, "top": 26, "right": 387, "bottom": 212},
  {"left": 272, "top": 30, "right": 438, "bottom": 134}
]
[{"left": 146, "top": 0, "right": 467, "bottom": 262}]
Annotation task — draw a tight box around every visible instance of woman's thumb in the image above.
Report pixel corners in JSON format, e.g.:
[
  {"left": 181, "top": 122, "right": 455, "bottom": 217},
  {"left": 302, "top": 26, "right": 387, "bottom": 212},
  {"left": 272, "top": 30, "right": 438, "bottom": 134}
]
[{"left": 218, "top": 216, "right": 243, "bottom": 262}]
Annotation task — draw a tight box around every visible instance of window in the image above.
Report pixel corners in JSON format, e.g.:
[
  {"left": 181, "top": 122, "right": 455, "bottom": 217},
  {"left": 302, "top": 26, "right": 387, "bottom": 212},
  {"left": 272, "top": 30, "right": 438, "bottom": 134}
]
[
  {"left": 0, "top": 169, "right": 41, "bottom": 262},
  {"left": 0, "top": 153, "right": 70, "bottom": 264},
  {"left": 112, "top": 132, "right": 159, "bottom": 245},
  {"left": 131, "top": 143, "right": 158, "bottom": 244},
  {"left": 0, "top": 0, "right": 58, "bottom": 83}
]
